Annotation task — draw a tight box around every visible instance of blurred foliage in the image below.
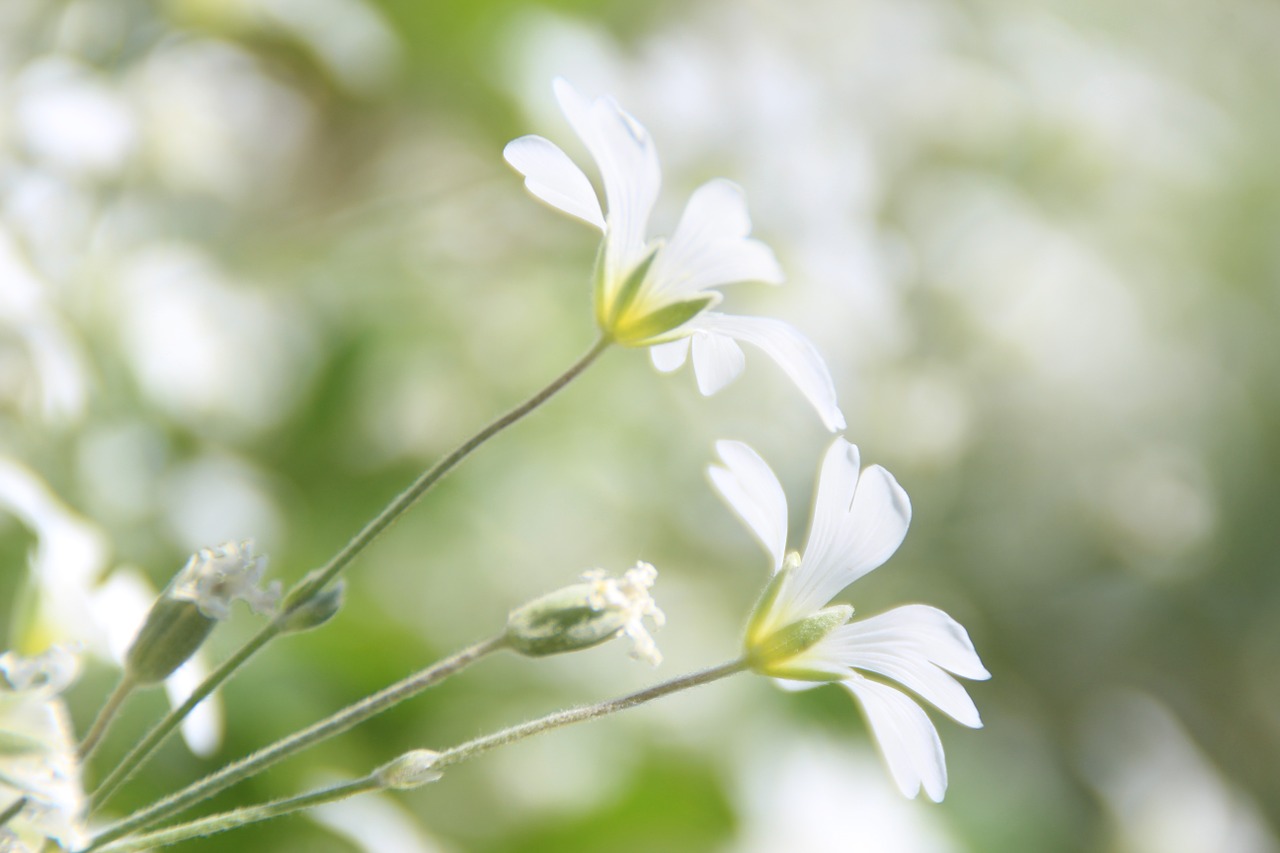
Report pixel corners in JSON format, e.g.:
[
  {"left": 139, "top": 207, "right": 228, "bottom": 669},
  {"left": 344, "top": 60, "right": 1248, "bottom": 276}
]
[{"left": 2, "top": 0, "right": 1279, "bottom": 851}]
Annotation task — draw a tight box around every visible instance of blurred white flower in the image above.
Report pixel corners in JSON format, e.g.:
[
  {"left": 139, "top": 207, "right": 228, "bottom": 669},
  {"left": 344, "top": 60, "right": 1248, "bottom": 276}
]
[
  {"left": 710, "top": 438, "right": 989, "bottom": 800},
  {"left": 504, "top": 78, "right": 844, "bottom": 432},
  {"left": 0, "top": 457, "right": 223, "bottom": 756},
  {"left": 0, "top": 647, "right": 86, "bottom": 853}
]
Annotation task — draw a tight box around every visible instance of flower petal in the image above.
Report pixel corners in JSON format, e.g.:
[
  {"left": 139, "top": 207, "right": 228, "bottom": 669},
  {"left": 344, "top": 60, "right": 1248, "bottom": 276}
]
[
  {"left": 553, "top": 78, "right": 660, "bottom": 284},
  {"left": 836, "top": 605, "right": 992, "bottom": 681},
  {"left": 166, "top": 657, "right": 224, "bottom": 757},
  {"left": 683, "top": 313, "right": 845, "bottom": 432},
  {"left": 647, "top": 179, "right": 784, "bottom": 303},
  {"left": 841, "top": 676, "right": 948, "bottom": 801},
  {"left": 691, "top": 331, "right": 745, "bottom": 395},
  {"left": 708, "top": 440, "right": 789, "bottom": 572},
  {"left": 649, "top": 337, "right": 689, "bottom": 372},
  {"left": 780, "top": 440, "right": 910, "bottom": 621},
  {"left": 503, "top": 134, "right": 605, "bottom": 230},
  {"left": 810, "top": 607, "right": 988, "bottom": 728}
]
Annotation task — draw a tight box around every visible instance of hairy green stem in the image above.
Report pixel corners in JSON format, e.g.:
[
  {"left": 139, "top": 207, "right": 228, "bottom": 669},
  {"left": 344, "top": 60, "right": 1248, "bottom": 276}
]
[
  {"left": 78, "top": 675, "right": 135, "bottom": 761},
  {"left": 89, "top": 657, "right": 747, "bottom": 852},
  {"left": 88, "top": 636, "right": 508, "bottom": 849},
  {"left": 91, "top": 777, "right": 382, "bottom": 852},
  {"left": 90, "top": 336, "right": 610, "bottom": 807},
  {"left": 435, "top": 658, "right": 750, "bottom": 770}
]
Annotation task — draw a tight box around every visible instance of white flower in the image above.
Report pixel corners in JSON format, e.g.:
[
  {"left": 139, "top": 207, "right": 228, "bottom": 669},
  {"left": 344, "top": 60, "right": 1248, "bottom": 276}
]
[
  {"left": 0, "top": 648, "right": 86, "bottom": 853},
  {"left": 504, "top": 79, "right": 845, "bottom": 432},
  {"left": 709, "top": 438, "right": 990, "bottom": 801},
  {"left": 170, "top": 539, "right": 280, "bottom": 620},
  {"left": 581, "top": 561, "right": 666, "bottom": 666},
  {"left": 0, "top": 457, "right": 223, "bottom": 756}
]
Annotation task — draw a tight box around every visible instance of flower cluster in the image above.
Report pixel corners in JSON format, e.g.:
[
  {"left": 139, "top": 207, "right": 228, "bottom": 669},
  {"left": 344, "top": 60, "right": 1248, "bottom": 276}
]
[
  {"left": 507, "top": 80, "right": 988, "bottom": 801},
  {"left": 0, "top": 648, "right": 86, "bottom": 852}
]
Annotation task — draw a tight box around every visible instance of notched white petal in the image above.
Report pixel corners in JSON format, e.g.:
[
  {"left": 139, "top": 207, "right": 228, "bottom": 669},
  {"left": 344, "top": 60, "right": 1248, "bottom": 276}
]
[
  {"left": 691, "top": 332, "right": 746, "bottom": 395},
  {"left": 503, "top": 135, "right": 605, "bottom": 230},
  {"left": 687, "top": 313, "right": 844, "bottom": 432},
  {"left": 842, "top": 676, "right": 948, "bottom": 802},
  {"left": 708, "top": 440, "right": 788, "bottom": 572}
]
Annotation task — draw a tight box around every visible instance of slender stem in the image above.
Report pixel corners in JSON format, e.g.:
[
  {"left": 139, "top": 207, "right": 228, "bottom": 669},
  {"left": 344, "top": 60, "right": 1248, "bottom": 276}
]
[
  {"left": 91, "top": 776, "right": 382, "bottom": 852},
  {"left": 89, "top": 636, "right": 507, "bottom": 848},
  {"left": 0, "top": 796, "right": 27, "bottom": 830},
  {"left": 90, "top": 336, "right": 610, "bottom": 807},
  {"left": 78, "top": 675, "right": 135, "bottom": 761},
  {"left": 90, "top": 657, "right": 748, "bottom": 852},
  {"left": 91, "top": 624, "right": 282, "bottom": 808},
  {"left": 434, "top": 658, "right": 750, "bottom": 770}
]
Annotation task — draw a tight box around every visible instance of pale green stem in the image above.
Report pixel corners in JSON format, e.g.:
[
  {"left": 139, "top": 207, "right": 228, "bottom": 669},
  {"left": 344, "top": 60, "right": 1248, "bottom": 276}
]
[
  {"left": 87, "top": 636, "right": 508, "bottom": 849},
  {"left": 91, "top": 776, "right": 381, "bottom": 853},
  {"left": 78, "top": 674, "right": 136, "bottom": 761},
  {"left": 89, "top": 657, "right": 748, "bottom": 852},
  {"left": 0, "top": 796, "right": 27, "bottom": 830},
  {"left": 91, "top": 336, "right": 611, "bottom": 807},
  {"left": 434, "top": 657, "right": 750, "bottom": 770}
]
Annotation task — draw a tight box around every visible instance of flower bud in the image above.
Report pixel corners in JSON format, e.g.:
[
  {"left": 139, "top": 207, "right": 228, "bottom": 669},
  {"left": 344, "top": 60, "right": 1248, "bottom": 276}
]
[
  {"left": 281, "top": 582, "right": 345, "bottom": 634},
  {"left": 374, "top": 750, "right": 442, "bottom": 789},
  {"left": 125, "top": 541, "right": 279, "bottom": 685},
  {"left": 504, "top": 562, "right": 665, "bottom": 665},
  {"left": 124, "top": 597, "right": 217, "bottom": 686}
]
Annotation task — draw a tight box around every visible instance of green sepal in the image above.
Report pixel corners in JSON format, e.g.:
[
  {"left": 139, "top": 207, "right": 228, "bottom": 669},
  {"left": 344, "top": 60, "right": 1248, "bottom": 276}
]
[
  {"left": 281, "top": 582, "right": 345, "bottom": 634},
  {"left": 124, "top": 596, "right": 216, "bottom": 686},
  {"left": 613, "top": 295, "right": 714, "bottom": 346},
  {"left": 505, "top": 585, "right": 626, "bottom": 658},
  {"left": 591, "top": 240, "right": 610, "bottom": 331},
  {"left": 602, "top": 249, "right": 659, "bottom": 331},
  {"left": 746, "top": 604, "right": 852, "bottom": 675},
  {"left": 744, "top": 562, "right": 793, "bottom": 649}
]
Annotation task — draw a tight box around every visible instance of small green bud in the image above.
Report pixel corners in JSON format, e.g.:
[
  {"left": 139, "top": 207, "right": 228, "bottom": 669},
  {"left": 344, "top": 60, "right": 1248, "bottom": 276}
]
[
  {"left": 746, "top": 604, "right": 853, "bottom": 680},
  {"left": 505, "top": 585, "right": 625, "bottom": 657},
  {"left": 375, "top": 750, "right": 442, "bottom": 789},
  {"left": 505, "top": 563, "right": 665, "bottom": 665},
  {"left": 281, "top": 582, "right": 345, "bottom": 634},
  {"left": 124, "top": 597, "right": 216, "bottom": 686}
]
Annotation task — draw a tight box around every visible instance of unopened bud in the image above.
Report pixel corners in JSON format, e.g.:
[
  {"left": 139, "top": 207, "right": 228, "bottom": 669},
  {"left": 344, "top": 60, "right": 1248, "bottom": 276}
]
[
  {"left": 281, "top": 582, "right": 345, "bottom": 634},
  {"left": 124, "top": 596, "right": 216, "bottom": 685},
  {"left": 504, "top": 563, "right": 665, "bottom": 665},
  {"left": 375, "top": 750, "right": 442, "bottom": 789}
]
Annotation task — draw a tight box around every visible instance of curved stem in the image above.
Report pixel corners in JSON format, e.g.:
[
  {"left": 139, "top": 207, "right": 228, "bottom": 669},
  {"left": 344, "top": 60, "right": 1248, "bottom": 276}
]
[
  {"left": 91, "top": 336, "right": 610, "bottom": 808},
  {"left": 79, "top": 675, "right": 135, "bottom": 761},
  {"left": 435, "top": 658, "right": 750, "bottom": 770},
  {"left": 91, "top": 776, "right": 382, "bottom": 852},
  {"left": 89, "top": 636, "right": 507, "bottom": 848}
]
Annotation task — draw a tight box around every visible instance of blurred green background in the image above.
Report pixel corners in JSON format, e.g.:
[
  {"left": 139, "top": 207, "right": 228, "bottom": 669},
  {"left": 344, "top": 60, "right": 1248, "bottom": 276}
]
[{"left": 2, "top": 0, "right": 1278, "bottom": 850}]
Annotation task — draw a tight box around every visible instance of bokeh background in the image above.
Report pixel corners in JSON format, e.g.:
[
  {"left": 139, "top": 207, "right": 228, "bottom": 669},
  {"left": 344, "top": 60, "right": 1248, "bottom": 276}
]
[{"left": 2, "top": 0, "right": 1279, "bottom": 850}]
